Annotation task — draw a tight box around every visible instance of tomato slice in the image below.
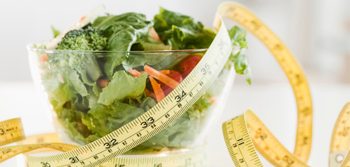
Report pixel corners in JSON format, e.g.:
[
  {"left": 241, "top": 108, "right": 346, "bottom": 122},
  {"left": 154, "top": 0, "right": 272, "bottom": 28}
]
[
  {"left": 160, "top": 70, "right": 183, "bottom": 95},
  {"left": 178, "top": 55, "right": 202, "bottom": 77},
  {"left": 97, "top": 78, "right": 109, "bottom": 88}
]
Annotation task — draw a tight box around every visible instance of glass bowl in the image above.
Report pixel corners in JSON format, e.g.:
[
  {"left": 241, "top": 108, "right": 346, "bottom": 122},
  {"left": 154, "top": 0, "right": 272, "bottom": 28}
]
[{"left": 27, "top": 46, "right": 235, "bottom": 156}]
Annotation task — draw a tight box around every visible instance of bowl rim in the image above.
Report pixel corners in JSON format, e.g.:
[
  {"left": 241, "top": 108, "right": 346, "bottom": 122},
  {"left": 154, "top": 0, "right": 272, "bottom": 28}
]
[{"left": 27, "top": 44, "right": 208, "bottom": 54}]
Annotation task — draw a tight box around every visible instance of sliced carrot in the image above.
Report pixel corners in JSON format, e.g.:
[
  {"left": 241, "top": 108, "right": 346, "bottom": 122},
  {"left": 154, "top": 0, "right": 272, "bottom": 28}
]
[
  {"left": 144, "top": 65, "right": 179, "bottom": 89},
  {"left": 39, "top": 54, "right": 48, "bottom": 63},
  {"left": 160, "top": 70, "right": 171, "bottom": 75},
  {"left": 160, "top": 70, "right": 183, "bottom": 95},
  {"left": 128, "top": 69, "right": 142, "bottom": 77},
  {"left": 149, "top": 76, "right": 165, "bottom": 102}
]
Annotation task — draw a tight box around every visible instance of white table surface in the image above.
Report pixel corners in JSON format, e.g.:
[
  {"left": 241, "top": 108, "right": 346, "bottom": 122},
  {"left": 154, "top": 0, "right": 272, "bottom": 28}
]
[{"left": 1, "top": 82, "right": 349, "bottom": 167}]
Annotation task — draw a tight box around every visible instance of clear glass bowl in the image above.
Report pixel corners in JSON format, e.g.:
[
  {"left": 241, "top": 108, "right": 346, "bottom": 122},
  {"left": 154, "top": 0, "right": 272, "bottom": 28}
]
[{"left": 27, "top": 46, "right": 235, "bottom": 155}]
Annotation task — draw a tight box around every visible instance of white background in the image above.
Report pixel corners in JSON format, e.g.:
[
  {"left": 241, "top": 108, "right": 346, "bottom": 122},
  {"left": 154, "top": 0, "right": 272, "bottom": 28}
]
[
  {"left": 0, "top": 0, "right": 348, "bottom": 82},
  {"left": 0, "top": 0, "right": 349, "bottom": 166}
]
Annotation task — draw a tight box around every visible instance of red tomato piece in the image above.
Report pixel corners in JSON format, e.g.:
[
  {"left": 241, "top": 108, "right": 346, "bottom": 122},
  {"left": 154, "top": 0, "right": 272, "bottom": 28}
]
[
  {"left": 178, "top": 55, "right": 202, "bottom": 77},
  {"left": 160, "top": 70, "right": 183, "bottom": 95}
]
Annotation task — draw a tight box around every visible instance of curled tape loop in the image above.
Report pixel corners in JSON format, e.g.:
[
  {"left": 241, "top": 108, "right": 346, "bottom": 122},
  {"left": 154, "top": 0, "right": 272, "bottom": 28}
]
[{"left": 215, "top": 1, "right": 313, "bottom": 166}]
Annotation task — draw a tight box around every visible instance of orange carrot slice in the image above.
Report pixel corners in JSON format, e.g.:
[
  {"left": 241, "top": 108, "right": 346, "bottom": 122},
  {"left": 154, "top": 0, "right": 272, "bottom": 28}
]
[
  {"left": 149, "top": 76, "right": 165, "bottom": 102},
  {"left": 160, "top": 70, "right": 171, "bottom": 75},
  {"left": 144, "top": 65, "right": 179, "bottom": 89},
  {"left": 39, "top": 54, "right": 48, "bottom": 64},
  {"left": 128, "top": 69, "right": 142, "bottom": 77}
]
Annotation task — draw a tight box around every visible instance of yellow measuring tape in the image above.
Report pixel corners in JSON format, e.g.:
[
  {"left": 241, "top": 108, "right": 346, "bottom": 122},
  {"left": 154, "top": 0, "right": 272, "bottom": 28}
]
[
  {"left": 330, "top": 103, "right": 350, "bottom": 167},
  {"left": 0, "top": 129, "right": 204, "bottom": 167},
  {"left": 0, "top": 118, "right": 24, "bottom": 146},
  {"left": 0, "top": 1, "right": 348, "bottom": 167},
  {"left": 216, "top": 2, "right": 312, "bottom": 166}
]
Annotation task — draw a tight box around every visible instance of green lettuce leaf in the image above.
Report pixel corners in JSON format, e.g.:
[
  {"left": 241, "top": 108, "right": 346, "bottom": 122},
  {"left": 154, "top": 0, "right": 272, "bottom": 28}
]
[
  {"left": 48, "top": 83, "right": 74, "bottom": 112},
  {"left": 98, "top": 71, "right": 148, "bottom": 105},
  {"left": 227, "top": 26, "right": 251, "bottom": 84},
  {"left": 68, "top": 53, "right": 102, "bottom": 86},
  {"left": 82, "top": 101, "right": 145, "bottom": 138},
  {"left": 44, "top": 54, "right": 100, "bottom": 112},
  {"left": 66, "top": 69, "right": 88, "bottom": 96},
  {"left": 58, "top": 108, "right": 93, "bottom": 144},
  {"left": 153, "top": 8, "right": 216, "bottom": 49},
  {"left": 93, "top": 13, "right": 152, "bottom": 78}
]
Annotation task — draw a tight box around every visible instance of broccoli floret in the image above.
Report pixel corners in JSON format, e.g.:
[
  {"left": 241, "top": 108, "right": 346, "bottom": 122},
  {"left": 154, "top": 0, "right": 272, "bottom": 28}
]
[{"left": 57, "top": 25, "right": 107, "bottom": 51}]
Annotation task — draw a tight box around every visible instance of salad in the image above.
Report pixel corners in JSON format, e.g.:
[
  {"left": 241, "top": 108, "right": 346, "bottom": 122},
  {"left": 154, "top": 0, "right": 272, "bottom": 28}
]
[{"left": 32, "top": 8, "right": 249, "bottom": 153}]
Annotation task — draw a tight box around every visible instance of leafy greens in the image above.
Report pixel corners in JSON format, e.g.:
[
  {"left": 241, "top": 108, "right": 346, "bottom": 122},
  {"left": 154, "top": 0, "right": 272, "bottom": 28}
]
[{"left": 40, "top": 7, "right": 250, "bottom": 152}]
